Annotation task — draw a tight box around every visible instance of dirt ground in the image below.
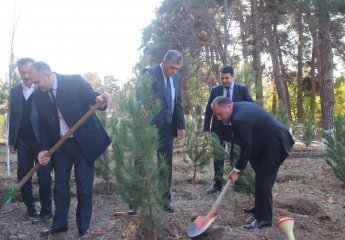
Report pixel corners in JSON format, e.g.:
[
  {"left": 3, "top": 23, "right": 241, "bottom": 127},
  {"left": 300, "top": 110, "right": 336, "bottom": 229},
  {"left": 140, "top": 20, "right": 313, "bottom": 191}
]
[{"left": 0, "top": 135, "right": 345, "bottom": 240}]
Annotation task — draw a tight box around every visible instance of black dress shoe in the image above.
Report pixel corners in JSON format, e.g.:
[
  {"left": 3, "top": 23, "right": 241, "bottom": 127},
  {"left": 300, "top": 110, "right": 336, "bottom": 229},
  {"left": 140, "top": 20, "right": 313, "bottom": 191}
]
[
  {"left": 32, "top": 212, "right": 53, "bottom": 225},
  {"left": 27, "top": 206, "right": 40, "bottom": 218},
  {"left": 242, "top": 206, "right": 256, "bottom": 214},
  {"left": 128, "top": 206, "right": 137, "bottom": 215},
  {"left": 243, "top": 219, "right": 272, "bottom": 229},
  {"left": 163, "top": 204, "right": 174, "bottom": 213},
  {"left": 79, "top": 229, "right": 89, "bottom": 238},
  {"left": 40, "top": 226, "right": 68, "bottom": 236},
  {"left": 207, "top": 185, "right": 222, "bottom": 194}
]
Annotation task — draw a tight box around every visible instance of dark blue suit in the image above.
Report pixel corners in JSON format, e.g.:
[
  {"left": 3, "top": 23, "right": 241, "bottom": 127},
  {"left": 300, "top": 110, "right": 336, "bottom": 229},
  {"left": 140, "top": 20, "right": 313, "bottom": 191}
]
[
  {"left": 144, "top": 65, "right": 185, "bottom": 200},
  {"left": 204, "top": 83, "right": 253, "bottom": 186},
  {"left": 33, "top": 73, "right": 111, "bottom": 232},
  {"left": 8, "top": 84, "right": 52, "bottom": 215},
  {"left": 231, "top": 102, "right": 294, "bottom": 221}
]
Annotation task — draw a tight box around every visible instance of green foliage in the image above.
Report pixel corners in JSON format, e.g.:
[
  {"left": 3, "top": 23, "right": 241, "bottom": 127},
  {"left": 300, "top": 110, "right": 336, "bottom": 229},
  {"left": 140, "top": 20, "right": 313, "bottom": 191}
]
[
  {"left": 302, "top": 112, "right": 316, "bottom": 147},
  {"left": 95, "top": 110, "right": 114, "bottom": 194},
  {"left": 334, "top": 74, "right": 345, "bottom": 115},
  {"left": 231, "top": 145, "right": 255, "bottom": 196},
  {"left": 184, "top": 105, "right": 226, "bottom": 185},
  {"left": 112, "top": 73, "right": 167, "bottom": 232},
  {"left": 322, "top": 114, "right": 345, "bottom": 184},
  {"left": 274, "top": 100, "right": 290, "bottom": 128}
]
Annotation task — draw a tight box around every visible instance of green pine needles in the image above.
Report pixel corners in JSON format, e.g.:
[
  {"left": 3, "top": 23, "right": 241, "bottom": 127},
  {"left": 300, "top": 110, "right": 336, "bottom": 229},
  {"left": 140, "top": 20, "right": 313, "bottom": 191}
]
[
  {"left": 302, "top": 113, "right": 316, "bottom": 147},
  {"left": 322, "top": 114, "right": 345, "bottom": 185},
  {"left": 112, "top": 73, "right": 168, "bottom": 238}
]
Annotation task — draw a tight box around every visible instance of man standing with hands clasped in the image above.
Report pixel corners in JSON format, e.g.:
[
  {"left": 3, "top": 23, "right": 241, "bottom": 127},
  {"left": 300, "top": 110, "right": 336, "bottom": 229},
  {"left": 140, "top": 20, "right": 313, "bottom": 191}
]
[
  {"left": 8, "top": 58, "right": 52, "bottom": 223},
  {"left": 204, "top": 66, "right": 253, "bottom": 193},
  {"left": 29, "top": 61, "right": 111, "bottom": 238},
  {"left": 128, "top": 50, "right": 185, "bottom": 215},
  {"left": 211, "top": 96, "right": 294, "bottom": 229}
]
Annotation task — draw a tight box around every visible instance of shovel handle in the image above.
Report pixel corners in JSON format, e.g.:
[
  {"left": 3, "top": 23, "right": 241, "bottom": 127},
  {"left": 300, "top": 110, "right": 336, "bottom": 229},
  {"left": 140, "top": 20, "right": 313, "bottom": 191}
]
[
  {"left": 16, "top": 102, "right": 102, "bottom": 190},
  {"left": 211, "top": 180, "right": 232, "bottom": 211}
]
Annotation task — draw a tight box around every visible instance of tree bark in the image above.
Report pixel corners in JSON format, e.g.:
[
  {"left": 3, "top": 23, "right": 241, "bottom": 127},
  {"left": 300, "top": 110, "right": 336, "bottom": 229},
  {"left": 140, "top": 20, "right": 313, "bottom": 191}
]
[
  {"left": 317, "top": 0, "right": 335, "bottom": 130},
  {"left": 262, "top": 9, "right": 289, "bottom": 117},
  {"left": 297, "top": 13, "right": 304, "bottom": 122},
  {"left": 250, "top": 0, "right": 263, "bottom": 105}
]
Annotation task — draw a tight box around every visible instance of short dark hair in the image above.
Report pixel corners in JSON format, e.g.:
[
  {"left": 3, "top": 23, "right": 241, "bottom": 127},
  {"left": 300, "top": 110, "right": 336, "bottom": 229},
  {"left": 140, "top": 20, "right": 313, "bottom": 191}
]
[
  {"left": 163, "top": 50, "right": 184, "bottom": 65},
  {"left": 31, "top": 61, "right": 52, "bottom": 73},
  {"left": 17, "top": 57, "right": 35, "bottom": 67},
  {"left": 211, "top": 96, "right": 233, "bottom": 108},
  {"left": 220, "top": 66, "right": 234, "bottom": 75}
]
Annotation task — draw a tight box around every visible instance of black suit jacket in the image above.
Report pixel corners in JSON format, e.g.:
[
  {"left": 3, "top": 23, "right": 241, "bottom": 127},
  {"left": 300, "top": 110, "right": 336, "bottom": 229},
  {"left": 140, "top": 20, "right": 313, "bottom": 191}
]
[
  {"left": 9, "top": 84, "right": 39, "bottom": 147},
  {"left": 204, "top": 83, "right": 253, "bottom": 140},
  {"left": 33, "top": 73, "right": 111, "bottom": 163},
  {"left": 144, "top": 65, "right": 185, "bottom": 137},
  {"left": 231, "top": 102, "right": 294, "bottom": 170}
]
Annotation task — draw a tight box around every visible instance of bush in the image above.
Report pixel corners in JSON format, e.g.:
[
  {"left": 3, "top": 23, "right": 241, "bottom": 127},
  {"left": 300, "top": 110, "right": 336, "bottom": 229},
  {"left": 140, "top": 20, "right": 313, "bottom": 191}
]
[{"left": 322, "top": 114, "right": 345, "bottom": 184}]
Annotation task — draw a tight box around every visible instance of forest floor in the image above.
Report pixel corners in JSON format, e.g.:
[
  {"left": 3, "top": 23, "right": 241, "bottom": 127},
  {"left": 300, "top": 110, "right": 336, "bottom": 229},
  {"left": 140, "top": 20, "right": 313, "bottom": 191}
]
[{"left": 0, "top": 134, "right": 345, "bottom": 240}]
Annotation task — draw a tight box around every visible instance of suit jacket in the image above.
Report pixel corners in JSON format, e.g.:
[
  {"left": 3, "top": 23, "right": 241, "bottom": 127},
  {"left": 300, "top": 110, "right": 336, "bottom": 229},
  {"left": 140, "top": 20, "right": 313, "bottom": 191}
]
[
  {"left": 144, "top": 65, "right": 185, "bottom": 137},
  {"left": 9, "top": 84, "right": 40, "bottom": 147},
  {"left": 204, "top": 83, "right": 253, "bottom": 140},
  {"left": 33, "top": 73, "right": 111, "bottom": 163},
  {"left": 231, "top": 102, "right": 295, "bottom": 170}
]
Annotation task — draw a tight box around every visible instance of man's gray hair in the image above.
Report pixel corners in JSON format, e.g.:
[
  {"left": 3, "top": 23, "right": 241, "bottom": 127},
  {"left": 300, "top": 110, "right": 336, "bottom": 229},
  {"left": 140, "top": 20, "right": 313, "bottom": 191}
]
[
  {"left": 163, "top": 50, "right": 184, "bottom": 65},
  {"left": 211, "top": 96, "right": 233, "bottom": 108},
  {"left": 31, "top": 61, "right": 52, "bottom": 73},
  {"left": 17, "top": 57, "right": 35, "bottom": 67}
]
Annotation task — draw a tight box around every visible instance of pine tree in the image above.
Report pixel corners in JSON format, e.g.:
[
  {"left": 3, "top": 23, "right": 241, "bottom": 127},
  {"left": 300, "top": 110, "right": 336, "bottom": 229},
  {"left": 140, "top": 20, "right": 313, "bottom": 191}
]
[
  {"left": 95, "top": 110, "right": 114, "bottom": 194},
  {"left": 184, "top": 105, "right": 226, "bottom": 185},
  {"left": 302, "top": 112, "right": 316, "bottom": 147},
  {"left": 322, "top": 114, "right": 345, "bottom": 184},
  {"left": 112, "top": 73, "right": 168, "bottom": 240}
]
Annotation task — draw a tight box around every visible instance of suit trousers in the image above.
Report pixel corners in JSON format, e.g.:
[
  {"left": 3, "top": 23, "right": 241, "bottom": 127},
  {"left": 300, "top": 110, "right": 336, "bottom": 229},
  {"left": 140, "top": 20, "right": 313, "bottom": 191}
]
[
  {"left": 157, "top": 121, "right": 174, "bottom": 201},
  {"left": 250, "top": 136, "right": 284, "bottom": 221},
  {"left": 52, "top": 138, "right": 94, "bottom": 232},
  {"left": 16, "top": 138, "right": 52, "bottom": 214}
]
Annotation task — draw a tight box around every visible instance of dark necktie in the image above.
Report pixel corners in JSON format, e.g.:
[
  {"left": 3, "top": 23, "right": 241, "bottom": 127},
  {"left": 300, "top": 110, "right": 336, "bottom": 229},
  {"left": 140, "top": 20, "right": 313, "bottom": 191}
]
[
  {"left": 166, "top": 78, "right": 173, "bottom": 124},
  {"left": 49, "top": 89, "right": 57, "bottom": 106},
  {"left": 226, "top": 87, "right": 231, "bottom": 99}
]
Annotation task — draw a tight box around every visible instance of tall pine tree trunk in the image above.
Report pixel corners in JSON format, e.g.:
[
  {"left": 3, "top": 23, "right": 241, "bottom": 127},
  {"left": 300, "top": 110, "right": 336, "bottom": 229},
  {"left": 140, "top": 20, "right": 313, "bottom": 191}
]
[
  {"left": 297, "top": 14, "right": 304, "bottom": 122},
  {"left": 263, "top": 8, "right": 289, "bottom": 118},
  {"left": 251, "top": 0, "right": 263, "bottom": 105},
  {"left": 317, "top": 0, "right": 335, "bottom": 130}
]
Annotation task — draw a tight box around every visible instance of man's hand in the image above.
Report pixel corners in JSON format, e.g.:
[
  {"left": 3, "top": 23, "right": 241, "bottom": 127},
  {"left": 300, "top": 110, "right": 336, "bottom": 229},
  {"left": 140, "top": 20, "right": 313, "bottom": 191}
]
[
  {"left": 204, "top": 131, "right": 210, "bottom": 139},
  {"left": 228, "top": 170, "right": 240, "bottom": 183},
  {"left": 140, "top": 105, "right": 148, "bottom": 120},
  {"left": 178, "top": 129, "right": 185, "bottom": 140},
  {"left": 9, "top": 145, "right": 16, "bottom": 154},
  {"left": 37, "top": 150, "right": 50, "bottom": 166},
  {"left": 96, "top": 92, "right": 111, "bottom": 108}
]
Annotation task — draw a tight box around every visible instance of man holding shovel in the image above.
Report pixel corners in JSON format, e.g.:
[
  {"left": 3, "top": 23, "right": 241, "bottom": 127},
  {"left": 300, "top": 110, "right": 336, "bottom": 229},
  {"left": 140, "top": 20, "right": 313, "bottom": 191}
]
[
  {"left": 8, "top": 58, "right": 52, "bottom": 223},
  {"left": 29, "top": 62, "right": 111, "bottom": 238},
  {"left": 211, "top": 96, "right": 294, "bottom": 229}
]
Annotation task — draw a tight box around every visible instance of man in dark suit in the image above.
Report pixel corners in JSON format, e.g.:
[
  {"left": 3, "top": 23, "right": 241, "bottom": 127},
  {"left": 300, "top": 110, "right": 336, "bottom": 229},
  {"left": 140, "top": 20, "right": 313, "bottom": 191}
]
[
  {"left": 29, "top": 62, "right": 111, "bottom": 238},
  {"left": 211, "top": 96, "right": 294, "bottom": 229},
  {"left": 204, "top": 66, "right": 253, "bottom": 193},
  {"left": 8, "top": 58, "right": 52, "bottom": 224},
  {"left": 129, "top": 50, "right": 185, "bottom": 214}
]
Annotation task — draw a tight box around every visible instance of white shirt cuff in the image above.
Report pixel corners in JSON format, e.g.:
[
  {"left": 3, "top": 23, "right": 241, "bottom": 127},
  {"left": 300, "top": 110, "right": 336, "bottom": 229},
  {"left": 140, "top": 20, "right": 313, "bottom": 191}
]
[{"left": 233, "top": 167, "right": 241, "bottom": 173}]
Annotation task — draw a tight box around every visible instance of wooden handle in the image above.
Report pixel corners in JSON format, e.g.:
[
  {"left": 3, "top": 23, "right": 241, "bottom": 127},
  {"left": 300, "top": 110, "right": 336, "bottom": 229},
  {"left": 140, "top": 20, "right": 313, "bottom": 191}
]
[
  {"left": 211, "top": 180, "right": 232, "bottom": 210},
  {"left": 16, "top": 102, "right": 102, "bottom": 190}
]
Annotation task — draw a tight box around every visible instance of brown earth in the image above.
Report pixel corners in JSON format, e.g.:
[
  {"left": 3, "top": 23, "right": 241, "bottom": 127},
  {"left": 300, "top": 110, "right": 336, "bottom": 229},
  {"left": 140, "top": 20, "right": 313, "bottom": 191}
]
[{"left": 0, "top": 135, "right": 345, "bottom": 240}]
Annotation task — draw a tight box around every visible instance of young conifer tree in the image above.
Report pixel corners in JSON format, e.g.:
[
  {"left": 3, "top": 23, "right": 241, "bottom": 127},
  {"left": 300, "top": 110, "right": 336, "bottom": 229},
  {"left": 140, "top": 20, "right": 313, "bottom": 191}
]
[
  {"left": 322, "top": 114, "right": 345, "bottom": 184},
  {"left": 184, "top": 105, "right": 217, "bottom": 185},
  {"left": 95, "top": 110, "right": 114, "bottom": 194},
  {"left": 112, "top": 72, "right": 168, "bottom": 240},
  {"left": 302, "top": 112, "right": 316, "bottom": 147}
]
